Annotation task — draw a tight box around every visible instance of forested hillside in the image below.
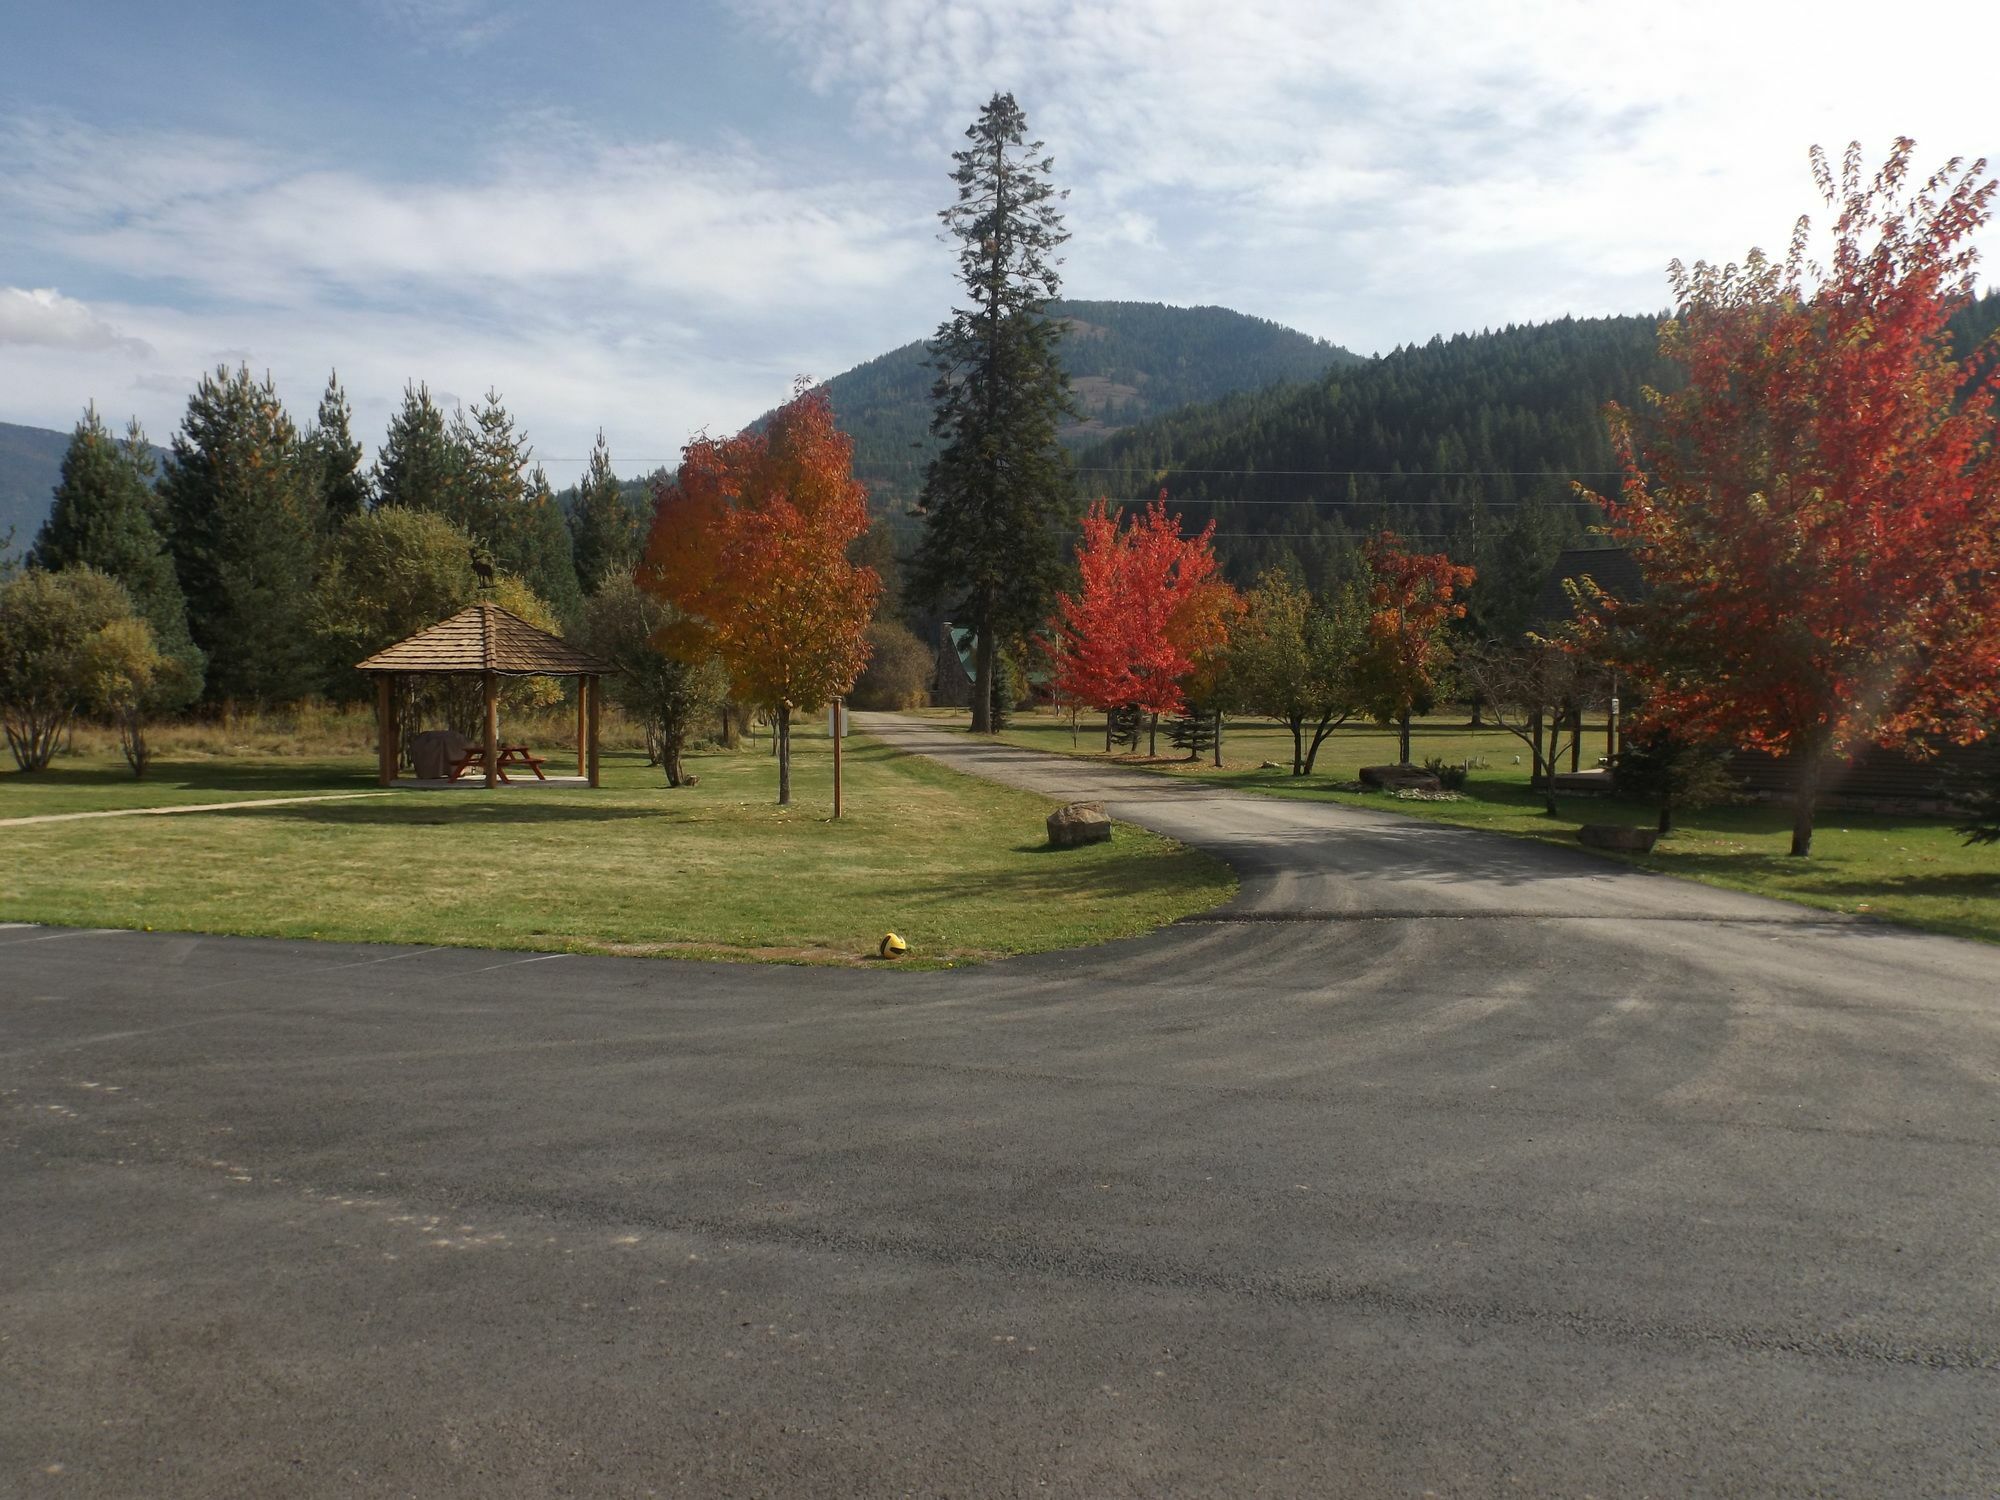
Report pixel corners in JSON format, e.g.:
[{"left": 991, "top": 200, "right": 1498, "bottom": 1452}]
[
  {"left": 1065, "top": 288, "right": 2000, "bottom": 637},
  {"left": 817, "top": 299, "right": 1361, "bottom": 511},
  {"left": 1073, "top": 315, "right": 1670, "bottom": 634},
  {"left": 0, "top": 423, "right": 73, "bottom": 556},
  {"left": 2, "top": 420, "right": 170, "bottom": 558}
]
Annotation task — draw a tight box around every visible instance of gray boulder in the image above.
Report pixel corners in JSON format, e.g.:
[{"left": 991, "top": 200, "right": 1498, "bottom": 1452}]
[
  {"left": 1047, "top": 802, "right": 1113, "bottom": 849},
  {"left": 1577, "top": 823, "right": 1661, "bottom": 854}
]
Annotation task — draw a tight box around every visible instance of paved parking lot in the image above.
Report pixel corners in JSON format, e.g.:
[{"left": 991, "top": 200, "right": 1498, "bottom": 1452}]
[{"left": 3, "top": 720, "right": 1996, "bottom": 1495}]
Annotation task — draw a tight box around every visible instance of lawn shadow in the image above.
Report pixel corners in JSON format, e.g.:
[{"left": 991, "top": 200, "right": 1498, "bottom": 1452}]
[{"left": 248, "top": 800, "right": 666, "bottom": 827}]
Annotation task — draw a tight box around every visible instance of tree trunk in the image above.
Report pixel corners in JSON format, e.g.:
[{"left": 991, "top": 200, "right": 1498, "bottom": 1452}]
[
  {"left": 1213, "top": 710, "right": 1223, "bottom": 768},
  {"left": 119, "top": 710, "right": 150, "bottom": 779},
  {"left": 1398, "top": 711, "right": 1411, "bottom": 766},
  {"left": 1658, "top": 800, "right": 1673, "bottom": 835},
  {"left": 1289, "top": 716, "right": 1305, "bottom": 776},
  {"left": 1104, "top": 712, "right": 1113, "bottom": 753},
  {"left": 1530, "top": 707, "right": 1556, "bottom": 815},
  {"left": 971, "top": 620, "right": 995, "bottom": 734},
  {"left": 719, "top": 704, "right": 740, "bottom": 750},
  {"left": 1569, "top": 709, "right": 1583, "bottom": 773},
  {"left": 777, "top": 704, "right": 793, "bottom": 806},
  {"left": 663, "top": 732, "right": 687, "bottom": 788},
  {"left": 1788, "top": 747, "right": 1823, "bottom": 857},
  {"left": 1148, "top": 713, "right": 1157, "bottom": 757}
]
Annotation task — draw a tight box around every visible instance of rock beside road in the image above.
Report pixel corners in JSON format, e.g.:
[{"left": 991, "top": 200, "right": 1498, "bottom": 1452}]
[
  {"left": 1359, "top": 763, "right": 1442, "bottom": 793},
  {"left": 1047, "top": 802, "right": 1113, "bottom": 848},
  {"left": 1578, "top": 822, "right": 1662, "bottom": 853}
]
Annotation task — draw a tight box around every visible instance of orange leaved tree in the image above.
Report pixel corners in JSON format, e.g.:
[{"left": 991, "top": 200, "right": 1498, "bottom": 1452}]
[
  {"left": 1356, "top": 531, "right": 1476, "bottom": 765},
  {"left": 638, "top": 387, "right": 880, "bottom": 805},
  {"left": 1575, "top": 140, "right": 2000, "bottom": 856},
  {"left": 1049, "top": 494, "right": 1240, "bottom": 756}
]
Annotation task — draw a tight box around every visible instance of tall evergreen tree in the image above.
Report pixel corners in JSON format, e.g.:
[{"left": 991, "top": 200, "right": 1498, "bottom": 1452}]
[
  {"left": 30, "top": 406, "right": 204, "bottom": 706},
  {"left": 520, "top": 464, "right": 586, "bottom": 629},
  {"left": 158, "top": 365, "right": 322, "bottom": 706},
  {"left": 451, "top": 391, "right": 584, "bottom": 628},
  {"left": 373, "top": 382, "right": 465, "bottom": 515},
  {"left": 565, "top": 428, "right": 641, "bottom": 594},
  {"left": 911, "top": 91, "right": 1074, "bottom": 733},
  {"left": 302, "top": 369, "right": 370, "bottom": 525}
]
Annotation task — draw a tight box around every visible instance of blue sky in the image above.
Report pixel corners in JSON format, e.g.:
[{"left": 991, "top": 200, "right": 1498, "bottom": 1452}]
[{"left": 3, "top": 0, "right": 1994, "bottom": 485}]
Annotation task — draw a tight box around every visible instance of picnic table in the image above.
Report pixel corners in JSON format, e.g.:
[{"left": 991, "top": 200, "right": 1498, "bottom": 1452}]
[{"left": 447, "top": 743, "right": 548, "bottom": 783}]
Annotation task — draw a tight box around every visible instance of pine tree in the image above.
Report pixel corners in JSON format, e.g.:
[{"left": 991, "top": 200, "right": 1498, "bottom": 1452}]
[
  {"left": 158, "top": 365, "right": 322, "bottom": 706},
  {"left": 302, "top": 370, "right": 370, "bottom": 526},
  {"left": 566, "top": 429, "right": 642, "bottom": 594},
  {"left": 31, "top": 406, "right": 204, "bottom": 707},
  {"left": 441, "top": 392, "right": 583, "bottom": 629},
  {"left": 912, "top": 91, "right": 1074, "bottom": 733},
  {"left": 373, "top": 382, "right": 465, "bottom": 515},
  {"left": 520, "top": 465, "right": 586, "bottom": 629}
]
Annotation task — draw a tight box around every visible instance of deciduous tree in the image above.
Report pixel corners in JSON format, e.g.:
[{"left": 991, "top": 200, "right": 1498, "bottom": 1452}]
[
  {"left": 0, "top": 567, "right": 162, "bottom": 774},
  {"left": 1048, "top": 495, "right": 1239, "bottom": 756},
  {"left": 1576, "top": 140, "right": 2000, "bottom": 856},
  {"left": 583, "top": 573, "right": 727, "bottom": 786},
  {"left": 1356, "top": 531, "right": 1476, "bottom": 764},
  {"left": 639, "top": 387, "right": 880, "bottom": 805},
  {"left": 1227, "top": 568, "right": 1366, "bottom": 776}
]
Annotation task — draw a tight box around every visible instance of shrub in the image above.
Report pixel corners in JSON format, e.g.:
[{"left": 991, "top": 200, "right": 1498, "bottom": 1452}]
[
  {"left": 849, "top": 621, "right": 932, "bottom": 710},
  {"left": 1420, "top": 754, "right": 1469, "bottom": 790}
]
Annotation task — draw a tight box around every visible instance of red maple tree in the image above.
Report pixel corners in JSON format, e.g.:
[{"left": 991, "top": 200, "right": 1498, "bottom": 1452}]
[
  {"left": 1575, "top": 139, "right": 2000, "bottom": 855},
  {"left": 1356, "top": 531, "right": 1476, "bottom": 765},
  {"left": 638, "top": 386, "right": 880, "bottom": 805},
  {"left": 1049, "top": 494, "right": 1239, "bottom": 754}
]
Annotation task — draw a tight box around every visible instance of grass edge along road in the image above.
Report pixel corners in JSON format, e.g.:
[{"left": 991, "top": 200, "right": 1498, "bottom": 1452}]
[
  {"left": 0, "top": 728, "right": 1235, "bottom": 968},
  {"left": 925, "top": 708, "right": 2000, "bottom": 947}
]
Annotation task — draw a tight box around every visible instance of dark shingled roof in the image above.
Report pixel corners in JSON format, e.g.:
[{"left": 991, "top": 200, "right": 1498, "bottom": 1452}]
[
  {"left": 355, "top": 602, "right": 612, "bottom": 676},
  {"left": 1529, "top": 545, "right": 1649, "bottom": 634}
]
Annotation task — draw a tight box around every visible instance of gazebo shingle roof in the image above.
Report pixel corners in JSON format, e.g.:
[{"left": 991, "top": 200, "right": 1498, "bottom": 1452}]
[{"left": 356, "top": 602, "right": 612, "bottom": 676}]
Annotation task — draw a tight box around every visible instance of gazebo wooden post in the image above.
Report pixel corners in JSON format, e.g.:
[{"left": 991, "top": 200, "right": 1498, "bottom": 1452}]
[
  {"left": 586, "top": 673, "right": 601, "bottom": 787},
  {"left": 375, "top": 675, "right": 394, "bottom": 785},
  {"left": 482, "top": 669, "right": 500, "bottom": 788},
  {"left": 575, "top": 677, "right": 588, "bottom": 778}
]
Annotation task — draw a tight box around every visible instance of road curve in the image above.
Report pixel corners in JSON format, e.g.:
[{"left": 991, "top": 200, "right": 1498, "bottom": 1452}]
[{"left": 2, "top": 719, "right": 1996, "bottom": 1496}]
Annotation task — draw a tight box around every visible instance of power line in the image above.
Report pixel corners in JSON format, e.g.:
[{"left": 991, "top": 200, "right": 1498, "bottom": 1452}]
[{"left": 1069, "top": 466, "right": 1624, "bottom": 478}]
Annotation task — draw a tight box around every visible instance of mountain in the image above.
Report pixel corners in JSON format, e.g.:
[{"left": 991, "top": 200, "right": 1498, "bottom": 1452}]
[
  {"left": 1073, "top": 314, "right": 1672, "bottom": 632},
  {"left": 0, "top": 422, "right": 74, "bottom": 558},
  {"left": 0, "top": 421, "right": 177, "bottom": 561},
  {"left": 1073, "top": 287, "right": 2000, "bottom": 631},
  {"left": 816, "top": 300, "right": 1363, "bottom": 513}
]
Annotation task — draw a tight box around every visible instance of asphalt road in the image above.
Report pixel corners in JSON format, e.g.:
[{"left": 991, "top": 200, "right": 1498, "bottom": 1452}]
[{"left": 3, "top": 714, "right": 1997, "bottom": 1497}]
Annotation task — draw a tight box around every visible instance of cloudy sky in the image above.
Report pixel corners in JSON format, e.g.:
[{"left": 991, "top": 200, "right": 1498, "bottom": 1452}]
[{"left": 3, "top": 0, "right": 1995, "bottom": 485}]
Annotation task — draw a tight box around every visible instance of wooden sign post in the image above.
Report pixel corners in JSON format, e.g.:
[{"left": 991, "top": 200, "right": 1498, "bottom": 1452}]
[{"left": 831, "top": 698, "right": 845, "bottom": 819}]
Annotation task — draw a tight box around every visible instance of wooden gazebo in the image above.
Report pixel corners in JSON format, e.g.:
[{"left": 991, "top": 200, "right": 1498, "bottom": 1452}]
[{"left": 356, "top": 602, "right": 614, "bottom": 788}]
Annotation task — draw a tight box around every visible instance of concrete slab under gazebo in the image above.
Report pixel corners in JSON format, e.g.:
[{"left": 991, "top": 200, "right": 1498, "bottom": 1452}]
[{"left": 356, "top": 602, "right": 614, "bottom": 788}]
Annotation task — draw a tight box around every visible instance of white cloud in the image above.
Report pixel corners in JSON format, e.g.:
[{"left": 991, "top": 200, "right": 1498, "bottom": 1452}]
[
  {"left": 731, "top": 0, "right": 2000, "bottom": 351},
  {"left": 0, "top": 113, "right": 949, "bottom": 484},
  {"left": 0, "top": 287, "right": 153, "bottom": 355},
  {"left": 0, "top": 117, "right": 933, "bottom": 315}
]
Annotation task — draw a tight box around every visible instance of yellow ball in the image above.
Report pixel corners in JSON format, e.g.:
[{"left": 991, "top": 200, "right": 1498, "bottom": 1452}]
[{"left": 879, "top": 931, "right": 908, "bottom": 959}]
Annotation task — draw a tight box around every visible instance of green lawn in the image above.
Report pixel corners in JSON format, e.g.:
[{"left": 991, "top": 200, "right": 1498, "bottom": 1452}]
[
  {"left": 915, "top": 707, "right": 2000, "bottom": 946},
  {"left": 0, "top": 728, "right": 1234, "bottom": 966}
]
